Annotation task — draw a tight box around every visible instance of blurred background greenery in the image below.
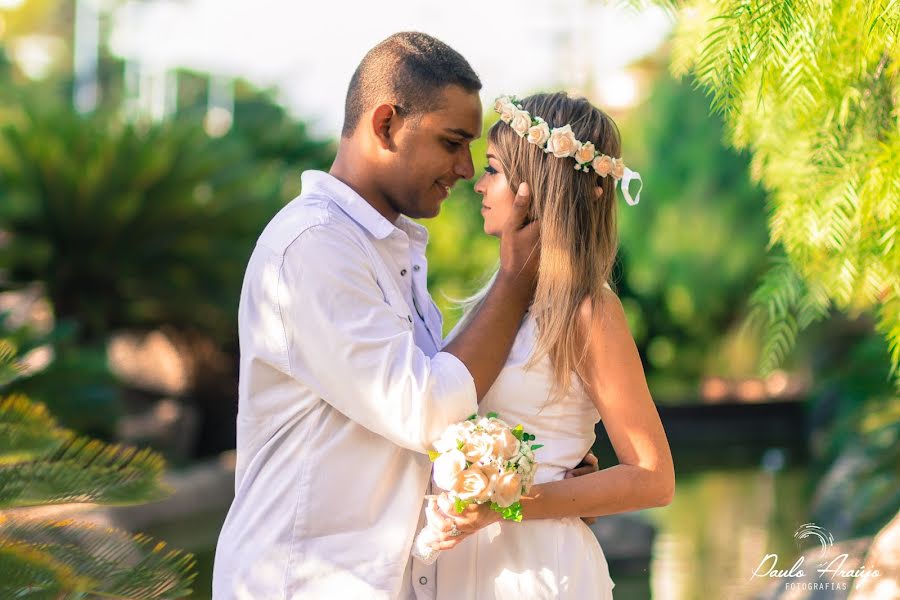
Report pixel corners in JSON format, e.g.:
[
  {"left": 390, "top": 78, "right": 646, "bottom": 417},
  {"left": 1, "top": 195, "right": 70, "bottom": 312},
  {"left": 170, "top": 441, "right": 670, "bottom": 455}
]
[{"left": 0, "top": 0, "right": 896, "bottom": 598}]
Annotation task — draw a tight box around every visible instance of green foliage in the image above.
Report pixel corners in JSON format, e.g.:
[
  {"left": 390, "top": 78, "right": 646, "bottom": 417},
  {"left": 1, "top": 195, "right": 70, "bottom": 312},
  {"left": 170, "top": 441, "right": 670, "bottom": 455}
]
[
  {"left": 665, "top": 0, "right": 900, "bottom": 383},
  {"left": 617, "top": 72, "right": 771, "bottom": 395},
  {"left": 0, "top": 339, "right": 196, "bottom": 597},
  {"left": 0, "top": 93, "right": 270, "bottom": 345},
  {"left": 806, "top": 334, "right": 900, "bottom": 538}
]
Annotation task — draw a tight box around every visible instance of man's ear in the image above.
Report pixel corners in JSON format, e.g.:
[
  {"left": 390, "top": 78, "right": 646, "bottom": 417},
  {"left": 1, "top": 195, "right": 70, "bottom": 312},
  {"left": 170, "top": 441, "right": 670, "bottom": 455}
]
[{"left": 371, "top": 103, "right": 400, "bottom": 150}]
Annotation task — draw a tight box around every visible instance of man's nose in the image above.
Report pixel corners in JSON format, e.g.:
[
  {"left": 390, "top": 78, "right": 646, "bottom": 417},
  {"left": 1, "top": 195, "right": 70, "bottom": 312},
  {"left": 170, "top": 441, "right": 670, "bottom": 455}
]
[{"left": 454, "top": 149, "right": 475, "bottom": 180}]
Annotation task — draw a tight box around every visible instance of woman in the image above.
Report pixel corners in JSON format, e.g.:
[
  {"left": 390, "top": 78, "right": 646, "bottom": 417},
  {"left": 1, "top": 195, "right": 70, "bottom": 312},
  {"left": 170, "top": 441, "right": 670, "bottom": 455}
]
[{"left": 425, "top": 92, "right": 675, "bottom": 599}]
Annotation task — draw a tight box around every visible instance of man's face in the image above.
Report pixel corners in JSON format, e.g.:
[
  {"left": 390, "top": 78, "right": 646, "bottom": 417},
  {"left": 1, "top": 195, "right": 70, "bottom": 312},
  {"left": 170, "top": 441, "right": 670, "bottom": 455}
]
[{"left": 382, "top": 85, "right": 482, "bottom": 219}]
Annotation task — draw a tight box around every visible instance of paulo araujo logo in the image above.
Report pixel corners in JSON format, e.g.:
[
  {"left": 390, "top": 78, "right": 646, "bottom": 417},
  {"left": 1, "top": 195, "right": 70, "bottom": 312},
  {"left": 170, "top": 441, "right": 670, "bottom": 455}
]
[
  {"left": 750, "top": 522, "right": 881, "bottom": 592},
  {"left": 794, "top": 523, "right": 834, "bottom": 561}
]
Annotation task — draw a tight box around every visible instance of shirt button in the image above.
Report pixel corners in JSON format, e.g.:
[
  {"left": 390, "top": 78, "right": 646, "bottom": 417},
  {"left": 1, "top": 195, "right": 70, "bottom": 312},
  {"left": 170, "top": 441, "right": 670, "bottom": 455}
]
[
  {"left": 419, "top": 577, "right": 428, "bottom": 585},
  {"left": 413, "top": 265, "right": 421, "bottom": 272},
  {"left": 400, "top": 269, "right": 407, "bottom": 276}
]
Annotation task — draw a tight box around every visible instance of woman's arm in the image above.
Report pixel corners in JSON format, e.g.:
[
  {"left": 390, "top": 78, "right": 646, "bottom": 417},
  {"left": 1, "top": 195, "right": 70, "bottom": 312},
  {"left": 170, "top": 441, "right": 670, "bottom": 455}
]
[
  {"left": 429, "top": 288, "right": 675, "bottom": 548},
  {"left": 519, "top": 288, "right": 675, "bottom": 519}
]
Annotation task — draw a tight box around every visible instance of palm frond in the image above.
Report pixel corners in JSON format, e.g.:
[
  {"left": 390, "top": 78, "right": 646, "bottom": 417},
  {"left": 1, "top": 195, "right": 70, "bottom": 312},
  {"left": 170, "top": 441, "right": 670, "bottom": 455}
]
[
  {"left": 0, "top": 338, "right": 25, "bottom": 388},
  {"left": 0, "top": 518, "right": 196, "bottom": 599},
  {"left": 0, "top": 394, "right": 69, "bottom": 465},
  {"left": 0, "top": 434, "right": 171, "bottom": 509}
]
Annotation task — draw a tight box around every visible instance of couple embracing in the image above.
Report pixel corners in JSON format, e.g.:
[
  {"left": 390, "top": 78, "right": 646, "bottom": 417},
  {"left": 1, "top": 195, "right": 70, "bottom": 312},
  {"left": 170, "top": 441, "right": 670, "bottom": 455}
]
[{"left": 213, "top": 31, "right": 674, "bottom": 600}]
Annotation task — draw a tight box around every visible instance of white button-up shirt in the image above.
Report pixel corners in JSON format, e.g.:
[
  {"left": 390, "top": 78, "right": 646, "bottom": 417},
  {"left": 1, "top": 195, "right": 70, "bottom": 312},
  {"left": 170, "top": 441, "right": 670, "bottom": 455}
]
[{"left": 212, "top": 171, "right": 477, "bottom": 599}]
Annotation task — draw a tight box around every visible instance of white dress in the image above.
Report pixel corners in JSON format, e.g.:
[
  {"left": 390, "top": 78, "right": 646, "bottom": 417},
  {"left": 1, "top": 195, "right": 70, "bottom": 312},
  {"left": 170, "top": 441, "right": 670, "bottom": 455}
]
[{"left": 433, "top": 313, "right": 616, "bottom": 599}]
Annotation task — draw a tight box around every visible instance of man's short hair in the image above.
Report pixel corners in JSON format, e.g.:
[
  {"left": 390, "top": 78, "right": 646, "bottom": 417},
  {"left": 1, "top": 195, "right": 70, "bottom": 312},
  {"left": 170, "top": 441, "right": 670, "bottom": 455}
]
[{"left": 341, "top": 32, "right": 482, "bottom": 138}]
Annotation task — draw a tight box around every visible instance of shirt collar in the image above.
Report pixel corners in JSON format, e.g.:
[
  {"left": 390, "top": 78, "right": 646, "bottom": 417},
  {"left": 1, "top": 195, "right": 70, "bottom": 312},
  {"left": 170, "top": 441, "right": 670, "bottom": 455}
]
[{"left": 300, "top": 170, "right": 397, "bottom": 240}]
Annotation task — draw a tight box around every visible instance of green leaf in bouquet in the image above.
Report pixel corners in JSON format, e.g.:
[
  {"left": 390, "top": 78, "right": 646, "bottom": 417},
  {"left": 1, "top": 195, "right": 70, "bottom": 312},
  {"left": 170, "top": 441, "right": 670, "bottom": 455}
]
[
  {"left": 427, "top": 450, "right": 440, "bottom": 462},
  {"left": 453, "top": 498, "right": 470, "bottom": 514},
  {"left": 486, "top": 412, "right": 499, "bottom": 419},
  {"left": 510, "top": 425, "right": 524, "bottom": 441},
  {"left": 467, "top": 414, "right": 477, "bottom": 421},
  {"left": 489, "top": 501, "right": 523, "bottom": 522},
  {"left": 530, "top": 444, "right": 544, "bottom": 451}
]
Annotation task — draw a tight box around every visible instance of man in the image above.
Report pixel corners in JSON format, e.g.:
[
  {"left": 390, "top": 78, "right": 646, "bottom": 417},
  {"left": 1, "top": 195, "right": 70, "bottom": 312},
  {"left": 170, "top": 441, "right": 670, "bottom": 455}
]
[{"left": 212, "top": 32, "right": 541, "bottom": 599}]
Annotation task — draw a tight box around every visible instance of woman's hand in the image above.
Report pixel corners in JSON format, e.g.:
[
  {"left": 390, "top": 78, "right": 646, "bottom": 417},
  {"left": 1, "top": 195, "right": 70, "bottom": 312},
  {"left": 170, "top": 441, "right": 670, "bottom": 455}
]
[{"left": 426, "top": 494, "right": 502, "bottom": 551}]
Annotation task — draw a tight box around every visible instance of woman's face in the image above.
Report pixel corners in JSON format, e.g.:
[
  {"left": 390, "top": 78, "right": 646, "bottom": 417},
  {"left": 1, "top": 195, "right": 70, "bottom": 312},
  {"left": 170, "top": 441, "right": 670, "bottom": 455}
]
[{"left": 473, "top": 143, "right": 516, "bottom": 238}]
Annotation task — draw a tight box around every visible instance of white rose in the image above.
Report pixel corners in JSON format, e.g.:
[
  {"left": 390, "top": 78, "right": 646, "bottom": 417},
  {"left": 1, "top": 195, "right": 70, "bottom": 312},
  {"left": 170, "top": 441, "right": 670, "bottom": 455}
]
[
  {"left": 499, "top": 102, "right": 517, "bottom": 123},
  {"left": 432, "top": 423, "right": 466, "bottom": 453},
  {"left": 575, "top": 141, "right": 596, "bottom": 165},
  {"left": 527, "top": 120, "right": 551, "bottom": 147},
  {"left": 493, "top": 95, "right": 511, "bottom": 113},
  {"left": 432, "top": 449, "right": 467, "bottom": 491},
  {"left": 510, "top": 109, "right": 532, "bottom": 137},
  {"left": 546, "top": 124, "right": 579, "bottom": 158},
  {"left": 592, "top": 154, "right": 614, "bottom": 177},
  {"left": 462, "top": 431, "right": 496, "bottom": 464},
  {"left": 490, "top": 470, "right": 523, "bottom": 507},
  {"left": 453, "top": 466, "right": 492, "bottom": 502}
]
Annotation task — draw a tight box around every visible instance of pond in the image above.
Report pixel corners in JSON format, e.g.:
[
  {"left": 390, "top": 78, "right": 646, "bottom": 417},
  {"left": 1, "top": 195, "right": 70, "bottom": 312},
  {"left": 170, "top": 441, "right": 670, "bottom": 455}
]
[{"left": 147, "top": 443, "right": 811, "bottom": 599}]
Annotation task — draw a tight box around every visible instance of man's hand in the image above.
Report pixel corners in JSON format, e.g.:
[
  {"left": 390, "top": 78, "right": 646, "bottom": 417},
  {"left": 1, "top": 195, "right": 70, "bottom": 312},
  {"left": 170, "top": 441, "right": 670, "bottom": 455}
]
[
  {"left": 426, "top": 494, "right": 501, "bottom": 551},
  {"left": 565, "top": 451, "right": 600, "bottom": 525},
  {"left": 498, "top": 183, "right": 540, "bottom": 290}
]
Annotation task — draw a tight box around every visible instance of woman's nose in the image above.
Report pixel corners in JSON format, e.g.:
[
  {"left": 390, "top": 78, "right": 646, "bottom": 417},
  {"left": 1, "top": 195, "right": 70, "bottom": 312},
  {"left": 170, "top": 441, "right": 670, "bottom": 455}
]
[{"left": 473, "top": 174, "right": 486, "bottom": 195}]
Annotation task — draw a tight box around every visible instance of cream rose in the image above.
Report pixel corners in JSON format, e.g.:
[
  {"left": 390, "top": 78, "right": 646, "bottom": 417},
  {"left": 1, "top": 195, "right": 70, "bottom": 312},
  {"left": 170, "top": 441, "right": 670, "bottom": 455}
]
[
  {"left": 527, "top": 120, "right": 551, "bottom": 147},
  {"left": 491, "top": 471, "right": 523, "bottom": 507},
  {"left": 510, "top": 109, "right": 532, "bottom": 137},
  {"left": 575, "top": 141, "right": 596, "bottom": 165},
  {"left": 433, "top": 449, "right": 467, "bottom": 491},
  {"left": 613, "top": 158, "right": 625, "bottom": 179},
  {"left": 546, "top": 124, "right": 579, "bottom": 158},
  {"left": 493, "top": 95, "right": 511, "bottom": 113},
  {"left": 491, "top": 428, "right": 520, "bottom": 460},
  {"left": 461, "top": 431, "right": 496, "bottom": 464},
  {"left": 432, "top": 423, "right": 466, "bottom": 453},
  {"left": 499, "top": 101, "right": 517, "bottom": 123},
  {"left": 592, "top": 154, "right": 614, "bottom": 177},
  {"left": 454, "top": 466, "right": 492, "bottom": 502}
]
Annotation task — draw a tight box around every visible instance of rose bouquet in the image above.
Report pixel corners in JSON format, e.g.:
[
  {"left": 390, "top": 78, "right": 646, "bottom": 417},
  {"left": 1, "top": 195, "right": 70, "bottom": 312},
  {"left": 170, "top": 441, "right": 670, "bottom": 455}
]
[{"left": 411, "top": 412, "right": 541, "bottom": 564}]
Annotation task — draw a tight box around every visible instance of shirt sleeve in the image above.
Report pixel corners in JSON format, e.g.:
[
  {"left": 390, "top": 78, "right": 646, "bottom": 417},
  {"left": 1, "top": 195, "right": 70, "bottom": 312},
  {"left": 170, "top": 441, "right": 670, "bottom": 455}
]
[{"left": 277, "top": 224, "right": 477, "bottom": 453}]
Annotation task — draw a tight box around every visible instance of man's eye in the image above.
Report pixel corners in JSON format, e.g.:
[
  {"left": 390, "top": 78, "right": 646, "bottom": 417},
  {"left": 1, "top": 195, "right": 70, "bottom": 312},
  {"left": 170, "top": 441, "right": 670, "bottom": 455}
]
[
  {"left": 444, "top": 139, "right": 463, "bottom": 150},
  {"left": 484, "top": 165, "right": 498, "bottom": 175}
]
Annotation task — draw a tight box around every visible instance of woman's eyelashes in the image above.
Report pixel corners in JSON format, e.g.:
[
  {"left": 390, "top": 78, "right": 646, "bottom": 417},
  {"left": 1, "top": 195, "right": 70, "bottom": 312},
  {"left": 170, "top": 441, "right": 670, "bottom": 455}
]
[{"left": 484, "top": 165, "right": 498, "bottom": 175}]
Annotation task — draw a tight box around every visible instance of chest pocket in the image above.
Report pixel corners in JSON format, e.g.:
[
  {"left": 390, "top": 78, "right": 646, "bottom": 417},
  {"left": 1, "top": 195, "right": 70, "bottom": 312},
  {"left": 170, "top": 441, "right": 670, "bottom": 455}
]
[{"left": 371, "top": 266, "right": 414, "bottom": 332}]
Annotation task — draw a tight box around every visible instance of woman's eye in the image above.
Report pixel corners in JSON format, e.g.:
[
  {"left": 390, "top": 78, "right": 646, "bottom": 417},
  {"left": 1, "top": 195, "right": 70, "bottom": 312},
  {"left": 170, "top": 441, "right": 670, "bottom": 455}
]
[{"left": 484, "top": 165, "right": 498, "bottom": 175}]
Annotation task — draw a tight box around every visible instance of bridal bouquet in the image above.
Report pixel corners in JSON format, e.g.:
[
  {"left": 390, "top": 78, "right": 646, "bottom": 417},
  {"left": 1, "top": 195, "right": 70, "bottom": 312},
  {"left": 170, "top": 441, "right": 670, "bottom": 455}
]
[{"left": 412, "top": 412, "right": 541, "bottom": 564}]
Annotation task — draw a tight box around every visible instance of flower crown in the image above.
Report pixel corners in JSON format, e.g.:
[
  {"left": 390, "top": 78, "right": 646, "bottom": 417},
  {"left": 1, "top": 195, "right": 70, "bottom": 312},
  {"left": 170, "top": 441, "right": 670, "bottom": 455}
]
[{"left": 493, "top": 95, "right": 642, "bottom": 206}]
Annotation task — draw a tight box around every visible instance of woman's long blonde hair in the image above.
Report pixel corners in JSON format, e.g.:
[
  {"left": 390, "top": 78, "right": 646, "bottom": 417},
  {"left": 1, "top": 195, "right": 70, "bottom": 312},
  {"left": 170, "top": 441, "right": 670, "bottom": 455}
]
[{"left": 457, "top": 92, "right": 621, "bottom": 396}]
